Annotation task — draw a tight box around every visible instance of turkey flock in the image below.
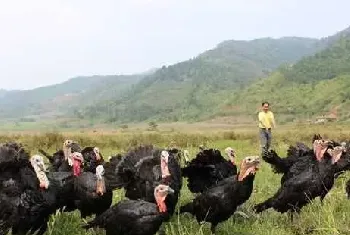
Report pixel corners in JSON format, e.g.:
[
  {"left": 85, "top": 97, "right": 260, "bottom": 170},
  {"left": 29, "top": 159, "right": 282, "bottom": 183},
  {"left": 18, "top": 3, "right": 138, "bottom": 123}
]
[{"left": 0, "top": 134, "right": 349, "bottom": 235}]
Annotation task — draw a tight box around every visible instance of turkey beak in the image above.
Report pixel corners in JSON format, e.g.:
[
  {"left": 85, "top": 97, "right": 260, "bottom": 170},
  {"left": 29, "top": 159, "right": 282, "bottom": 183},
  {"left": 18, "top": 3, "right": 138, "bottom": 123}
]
[
  {"left": 167, "top": 187, "right": 175, "bottom": 194},
  {"left": 65, "top": 140, "right": 73, "bottom": 148},
  {"left": 253, "top": 157, "right": 261, "bottom": 169},
  {"left": 95, "top": 152, "right": 100, "bottom": 161},
  {"left": 231, "top": 150, "right": 235, "bottom": 157},
  {"left": 37, "top": 162, "right": 45, "bottom": 171}
]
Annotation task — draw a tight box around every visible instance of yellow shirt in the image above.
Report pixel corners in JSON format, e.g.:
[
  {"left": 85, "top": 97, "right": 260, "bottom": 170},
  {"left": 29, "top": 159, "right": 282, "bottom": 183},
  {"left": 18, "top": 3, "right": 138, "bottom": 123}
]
[{"left": 258, "top": 111, "right": 275, "bottom": 129}]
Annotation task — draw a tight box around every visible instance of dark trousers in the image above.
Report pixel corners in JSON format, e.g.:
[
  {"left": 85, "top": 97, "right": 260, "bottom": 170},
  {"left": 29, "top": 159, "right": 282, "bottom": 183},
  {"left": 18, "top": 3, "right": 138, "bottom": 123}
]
[{"left": 260, "top": 128, "right": 272, "bottom": 152}]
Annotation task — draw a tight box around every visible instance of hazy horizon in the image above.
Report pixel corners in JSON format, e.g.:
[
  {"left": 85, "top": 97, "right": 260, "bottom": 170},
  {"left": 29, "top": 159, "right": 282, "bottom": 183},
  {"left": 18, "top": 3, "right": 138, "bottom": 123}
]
[{"left": 0, "top": 0, "right": 349, "bottom": 90}]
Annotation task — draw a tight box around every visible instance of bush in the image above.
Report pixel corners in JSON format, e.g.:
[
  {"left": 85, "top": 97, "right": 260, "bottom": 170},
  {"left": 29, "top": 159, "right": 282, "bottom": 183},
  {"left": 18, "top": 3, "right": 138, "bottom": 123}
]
[
  {"left": 19, "top": 117, "right": 36, "bottom": 122},
  {"left": 120, "top": 124, "right": 129, "bottom": 129}
]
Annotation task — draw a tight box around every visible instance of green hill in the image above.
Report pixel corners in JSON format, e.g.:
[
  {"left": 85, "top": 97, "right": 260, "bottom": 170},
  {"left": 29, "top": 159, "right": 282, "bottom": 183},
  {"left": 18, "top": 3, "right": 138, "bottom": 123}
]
[
  {"left": 0, "top": 75, "right": 143, "bottom": 120},
  {"left": 79, "top": 37, "right": 321, "bottom": 123},
  {"left": 225, "top": 36, "right": 350, "bottom": 123},
  {"left": 282, "top": 36, "right": 350, "bottom": 83}
]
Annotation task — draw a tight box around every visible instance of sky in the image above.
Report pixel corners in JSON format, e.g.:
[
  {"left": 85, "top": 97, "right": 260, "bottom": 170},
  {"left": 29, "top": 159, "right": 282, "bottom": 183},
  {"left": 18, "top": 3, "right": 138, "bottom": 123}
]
[{"left": 0, "top": 0, "right": 349, "bottom": 90}]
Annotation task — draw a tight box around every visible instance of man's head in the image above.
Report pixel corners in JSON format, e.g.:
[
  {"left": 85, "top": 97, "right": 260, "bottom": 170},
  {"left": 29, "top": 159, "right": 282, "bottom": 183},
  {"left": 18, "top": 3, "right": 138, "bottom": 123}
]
[{"left": 262, "top": 102, "right": 270, "bottom": 112}]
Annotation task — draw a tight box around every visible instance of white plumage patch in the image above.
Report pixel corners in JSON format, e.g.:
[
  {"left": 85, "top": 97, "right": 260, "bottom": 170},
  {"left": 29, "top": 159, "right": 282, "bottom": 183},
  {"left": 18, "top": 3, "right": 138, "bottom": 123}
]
[
  {"left": 30, "top": 154, "right": 49, "bottom": 189},
  {"left": 96, "top": 165, "right": 105, "bottom": 179}
]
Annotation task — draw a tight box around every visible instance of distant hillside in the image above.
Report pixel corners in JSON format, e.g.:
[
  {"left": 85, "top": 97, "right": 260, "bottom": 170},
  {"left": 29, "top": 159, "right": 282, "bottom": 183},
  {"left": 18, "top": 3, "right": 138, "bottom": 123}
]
[
  {"left": 80, "top": 37, "right": 321, "bottom": 123},
  {"left": 0, "top": 75, "right": 143, "bottom": 119},
  {"left": 0, "top": 89, "right": 9, "bottom": 98},
  {"left": 225, "top": 36, "right": 350, "bottom": 123}
]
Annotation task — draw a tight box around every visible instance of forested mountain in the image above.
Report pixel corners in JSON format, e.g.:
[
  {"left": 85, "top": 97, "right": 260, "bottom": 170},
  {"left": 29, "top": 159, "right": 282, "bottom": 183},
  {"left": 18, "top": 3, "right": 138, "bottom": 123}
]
[
  {"left": 78, "top": 37, "right": 322, "bottom": 123},
  {"left": 225, "top": 35, "right": 350, "bottom": 123},
  {"left": 282, "top": 36, "right": 350, "bottom": 83}
]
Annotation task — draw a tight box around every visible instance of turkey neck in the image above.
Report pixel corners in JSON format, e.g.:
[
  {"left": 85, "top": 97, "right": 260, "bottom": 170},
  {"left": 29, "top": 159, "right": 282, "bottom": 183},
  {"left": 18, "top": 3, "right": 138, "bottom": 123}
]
[
  {"left": 234, "top": 174, "right": 256, "bottom": 205},
  {"left": 318, "top": 155, "right": 336, "bottom": 174},
  {"left": 63, "top": 145, "right": 71, "bottom": 162},
  {"left": 316, "top": 156, "right": 337, "bottom": 189}
]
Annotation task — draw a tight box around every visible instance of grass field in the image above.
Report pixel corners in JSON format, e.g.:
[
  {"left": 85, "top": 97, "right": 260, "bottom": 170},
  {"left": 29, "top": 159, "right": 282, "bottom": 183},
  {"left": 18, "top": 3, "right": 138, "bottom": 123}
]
[{"left": 3, "top": 123, "right": 350, "bottom": 235}]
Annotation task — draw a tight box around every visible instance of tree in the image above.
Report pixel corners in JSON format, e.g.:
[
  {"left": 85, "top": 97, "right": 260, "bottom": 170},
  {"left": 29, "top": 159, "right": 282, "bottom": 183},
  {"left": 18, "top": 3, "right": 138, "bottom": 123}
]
[{"left": 148, "top": 121, "right": 158, "bottom": 131}]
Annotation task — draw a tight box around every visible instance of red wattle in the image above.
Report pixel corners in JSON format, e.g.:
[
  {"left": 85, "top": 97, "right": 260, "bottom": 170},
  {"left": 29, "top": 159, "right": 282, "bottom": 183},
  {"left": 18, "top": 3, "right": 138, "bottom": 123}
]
[{"left": 73, "top": 160, "right": 81, "bottom": 176}]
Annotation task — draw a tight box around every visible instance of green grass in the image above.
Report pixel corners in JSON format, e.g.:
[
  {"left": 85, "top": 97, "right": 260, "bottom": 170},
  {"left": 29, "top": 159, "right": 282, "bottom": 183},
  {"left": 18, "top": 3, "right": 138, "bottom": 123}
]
[{"left": 4, "top": 125, "right": 350, "bottom": 235}]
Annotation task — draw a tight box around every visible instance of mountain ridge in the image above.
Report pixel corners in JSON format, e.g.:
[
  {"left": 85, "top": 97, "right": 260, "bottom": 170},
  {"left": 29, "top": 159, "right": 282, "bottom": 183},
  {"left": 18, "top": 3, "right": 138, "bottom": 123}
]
[
  {"left": 77, "top": 36, "right": 323, "bottom": 123},
  {"left": 224, "top": 35, "right": 350, "bottom": 123}
]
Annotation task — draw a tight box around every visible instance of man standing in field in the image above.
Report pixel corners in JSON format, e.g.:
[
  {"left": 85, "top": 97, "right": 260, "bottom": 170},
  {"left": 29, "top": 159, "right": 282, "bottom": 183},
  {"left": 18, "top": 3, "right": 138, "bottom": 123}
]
[{"left": 258, "top": 102, "right": 276, "bottom": 153}]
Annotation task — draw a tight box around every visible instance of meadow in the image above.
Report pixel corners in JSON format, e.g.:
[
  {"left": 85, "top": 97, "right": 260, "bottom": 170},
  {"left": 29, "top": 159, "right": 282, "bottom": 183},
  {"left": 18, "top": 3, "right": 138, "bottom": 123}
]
[{"left": 3, "top": 123, "right": 350, "bottom": 235}]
